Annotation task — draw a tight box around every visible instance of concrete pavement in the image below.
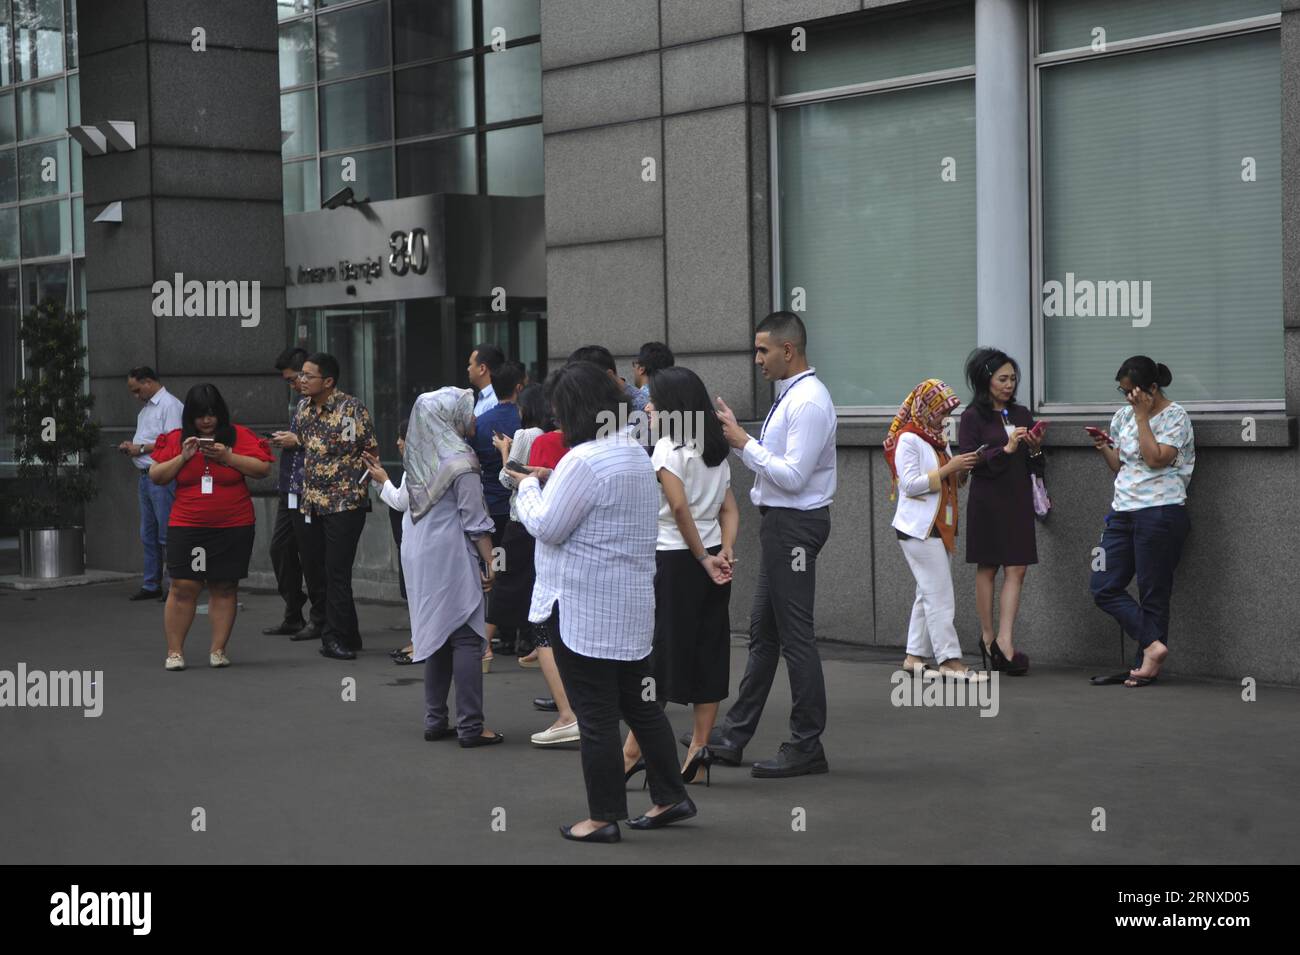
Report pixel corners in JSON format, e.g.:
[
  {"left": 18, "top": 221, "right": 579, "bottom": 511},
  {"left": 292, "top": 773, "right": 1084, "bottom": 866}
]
[{"left": 1, "top": 578, "right": 1296, "bottom": 864}]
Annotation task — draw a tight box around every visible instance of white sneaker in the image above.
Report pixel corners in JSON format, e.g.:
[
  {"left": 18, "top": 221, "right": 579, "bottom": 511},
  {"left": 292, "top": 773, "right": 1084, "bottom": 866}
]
[
  {"left": 530, "top": 721, "right": 579, "bottom": 746},
  {"left": 209, "top": 650, "right": 231, "bottom": 668},
  {"left": 165, "top": 654, "right": 186, "bottom": 671}
]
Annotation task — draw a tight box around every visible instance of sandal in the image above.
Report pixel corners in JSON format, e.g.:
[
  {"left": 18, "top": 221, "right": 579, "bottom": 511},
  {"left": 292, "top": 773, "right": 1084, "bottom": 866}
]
[
  {"left": 1089, "top": 672, "right": 1131, "bottom": 685},
  {"left": 392, "top": 651, "right": 414, "bottom": 665},
  {"left": 1124, "top": 675, "right": 1158, "bottom": 687}
]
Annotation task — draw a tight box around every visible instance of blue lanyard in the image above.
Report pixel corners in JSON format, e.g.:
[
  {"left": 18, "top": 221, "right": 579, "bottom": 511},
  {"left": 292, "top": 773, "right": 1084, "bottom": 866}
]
[{"left": 759, "top": 371, "right": 816, "bottom": 445}]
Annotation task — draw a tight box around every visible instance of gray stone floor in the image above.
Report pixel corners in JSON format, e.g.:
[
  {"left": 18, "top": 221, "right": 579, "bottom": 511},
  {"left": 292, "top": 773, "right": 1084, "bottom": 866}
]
[{"left": 1, "top": 578, "right": 1296, "bottom": 864}]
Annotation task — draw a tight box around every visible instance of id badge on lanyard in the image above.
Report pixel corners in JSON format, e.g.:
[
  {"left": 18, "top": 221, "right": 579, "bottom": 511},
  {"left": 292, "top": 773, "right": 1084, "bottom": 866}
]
[
  {"left": 288, "top": 492, "right": 298, "bottom": 510},
  {"left": 201, "top": 464, "right": 214, "bottom": 495}
]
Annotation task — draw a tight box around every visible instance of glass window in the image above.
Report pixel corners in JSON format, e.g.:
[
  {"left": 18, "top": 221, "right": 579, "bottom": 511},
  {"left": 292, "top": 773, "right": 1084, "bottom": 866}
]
[
  {"left": 393, "top": 0, "right": 473, "bottom": 64},
  {"left": 17, "top": 77, "right": 66, "bottom": 140},
  {"left": 0, "top": 93, "right": 14, "bottom": 145},
  {"left": 70, "top": 131, "right": 80, "bottom": 190},
  {"left": 0, "top": 8, "right": 11, "bottom": 88},
  {"left": 277, "top": 0, "right": 313, "bottom": 21},
  {"left": 64, "top": 0, "right": 76, "bottom": 70},
  {"left": 26, "top": 259, "right": 68, "bottom": 310},
  {"left": 20, "top": 197, "right": 70, "bottom": 258},
  {"left": 72, "top": 193, "right": 82, "bottom": 253},
  {"left": 395, "top": 58, "right": 475, "bottom": 138},
  {"left": 320, "top": 146, "right": 392, "bottom": 202},
  {"left": 67, "top": 70, "right": 78, "bottom": 126},
  {"left": 484, "top": 43, "right": 541, "bottom": 124},
  {"left": 281, "top": 89, "right": 316, "bottom": 158},
  {"left": 18, "top": 138, "right": 68, "bottom": 198},
  {"left": 1039, "top": 0, "right": 1278, "bottom": 53},
  {"left": 397, "top": 135, "right": 476, "bottom": 197},
  {"left": 1040, "top": 31, "right": 1281, "bottom": 404},
  {"left": 777, "top": 6, "right": 973, "bottom": 97},
  {"left": 0, "top": 149, "right": 16, "bottom": 203},
  {"left": 318, "top": 74, "right": 390, "bottom": 149},
  {"left": 0, "top": 267, "right": 18, "bottom": 461},
  {"left": 486, "top": 123, "right": 542, "bottom": 196},
  {"left": 0, "top": 209, "right": 18, "bottom": 262},
  {"left": 316, "top": 1, "right": 389, "bottom": 81},
  {"left": 483, "top": 0, "right": 542, "bottom": 41},
  {"left": 283, "top": 158, "right": 319, "bottom": 213},
  {"left": 15, "top": 0, "right": 64, "bottom": 82},
  {"left": 778, "top": 81, "right": 976, "bottom": 408},
  {"left": 279, "top": 20, "right": 314, "bottom": 88}
]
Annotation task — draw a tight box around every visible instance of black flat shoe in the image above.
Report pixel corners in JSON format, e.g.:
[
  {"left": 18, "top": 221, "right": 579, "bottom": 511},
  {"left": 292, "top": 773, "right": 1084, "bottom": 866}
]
[
  {"left": 559, "top": 822, "right": 620, "bottom": 843},
  {"left": 128, "top": 588, "right": 162, "bottom": 601},
  {"left": 290, "top": 622, "right": 322, "bottom": 642},
  {"left": 1090, "top": 671, "right": 1131, "bottom": 685},
  {"left": 393, "top": 651, "right": 414, "bottom": 665},
  {"left": 263, "top": 620, "right": 306, "bottom": 635},
  {"left": 319, "top": 642, "right": 356, "bottom": 660},
  {"left": 627, "top": 797, "right": 697, "bottom": 830},
  {"left": 533, "top": 697, "right": 557, "bottom": 712},
  {"left": 459, "top": 731, "right": 504, "bottom": 748},
  {"left": 424, "top": 725, "right": 455, "bottom": 741}
]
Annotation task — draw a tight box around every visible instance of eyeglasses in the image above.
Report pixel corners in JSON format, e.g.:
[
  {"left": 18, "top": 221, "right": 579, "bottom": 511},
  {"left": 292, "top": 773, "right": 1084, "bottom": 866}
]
[{"left": 297, "top": 372, "right": 324, "bottom": 381}]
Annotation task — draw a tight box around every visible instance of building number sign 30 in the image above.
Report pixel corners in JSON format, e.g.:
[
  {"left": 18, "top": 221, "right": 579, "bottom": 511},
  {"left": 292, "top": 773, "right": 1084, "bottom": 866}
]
[{"left": 388, "top": 228, "right": 429, "bottom": 276}]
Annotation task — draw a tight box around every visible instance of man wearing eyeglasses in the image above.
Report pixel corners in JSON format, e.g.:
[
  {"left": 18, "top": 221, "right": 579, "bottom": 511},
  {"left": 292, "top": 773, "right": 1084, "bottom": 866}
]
[{"left": 273, "top": 352, "right": 379, "bottom": 661}]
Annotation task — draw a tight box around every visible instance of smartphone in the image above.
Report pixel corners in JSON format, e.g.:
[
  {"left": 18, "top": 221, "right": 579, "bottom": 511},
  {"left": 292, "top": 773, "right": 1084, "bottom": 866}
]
[
  {"left": 196, "top": 437, "right": 215, "bottom": 446},
  {"left": 1084, "top": 426, "right": 1114, "bottom": 447},
  {"left": 261, "top": 431, "right": 275, "bottom": 438},
  {"left": 505, "top": 460, "right": 532, "bottom": 475},
  {"left": 973, "top": 443, "right": 989, "bottom": 455},
  {"left": 1029, "top": 420, "right": 1048, "bottom": 439}
]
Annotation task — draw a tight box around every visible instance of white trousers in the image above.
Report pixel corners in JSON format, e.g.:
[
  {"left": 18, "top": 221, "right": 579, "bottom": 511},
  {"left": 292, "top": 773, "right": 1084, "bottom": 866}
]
[{"left": 899, "top": 536, "right": 964, "bottom": 664}]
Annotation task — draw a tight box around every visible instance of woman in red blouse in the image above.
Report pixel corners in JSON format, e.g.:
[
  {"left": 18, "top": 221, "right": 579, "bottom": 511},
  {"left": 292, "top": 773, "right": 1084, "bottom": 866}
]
[{"left": 150, "top": 383, "right": 273, "bottom": 671}]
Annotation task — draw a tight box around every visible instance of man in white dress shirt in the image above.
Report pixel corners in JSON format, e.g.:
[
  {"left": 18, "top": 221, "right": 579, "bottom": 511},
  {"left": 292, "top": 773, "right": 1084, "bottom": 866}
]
[
  {"left": 709, "top": 312, "right": 838, "bottom": 778},
  {"left": 467, "top": 343, "right": 503, "bottom": 418},
  {"left": 118, "top": 366, "right": 184, "bottom": 601}
]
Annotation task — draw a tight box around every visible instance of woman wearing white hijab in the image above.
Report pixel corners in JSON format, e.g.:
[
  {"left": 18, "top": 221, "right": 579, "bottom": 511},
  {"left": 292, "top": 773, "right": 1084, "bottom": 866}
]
[{"left": 369, "top": 387, "right": 503, "bottom": 747}]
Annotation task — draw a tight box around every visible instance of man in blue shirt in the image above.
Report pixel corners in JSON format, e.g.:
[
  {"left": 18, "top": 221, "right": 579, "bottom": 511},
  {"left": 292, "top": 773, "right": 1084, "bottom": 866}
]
[
  {"left": 467, "top": 343, "right": 504, "bottom": 417},
  {"left": 473, "top": 360, "right": 524, "bottom": 655}
]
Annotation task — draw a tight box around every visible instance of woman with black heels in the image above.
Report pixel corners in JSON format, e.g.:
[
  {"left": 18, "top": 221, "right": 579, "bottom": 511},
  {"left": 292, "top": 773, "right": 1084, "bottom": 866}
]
[
  {"left": 957, "top": 348, "right": 1041, "bottom": 675},
  {"left": 621, "top": 367, "right": 739, "bottom": 788},
  {"left": 516, "top": 361, "right": 694, "bottom": 843}
]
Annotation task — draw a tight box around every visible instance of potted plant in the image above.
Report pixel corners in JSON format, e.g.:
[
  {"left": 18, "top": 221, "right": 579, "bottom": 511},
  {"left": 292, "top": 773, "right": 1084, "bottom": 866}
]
[{"left": 3, "top": 297, "right": 100, "bottom": 578}]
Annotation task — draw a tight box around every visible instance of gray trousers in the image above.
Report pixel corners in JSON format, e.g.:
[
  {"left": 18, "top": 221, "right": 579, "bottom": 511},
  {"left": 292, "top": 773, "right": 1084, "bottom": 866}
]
[
  {"left": 720, "top": 506, "right": 830, "bottom": 754},
  {"left": 424, "top": 623, "right": 485, "bottom": 739}
]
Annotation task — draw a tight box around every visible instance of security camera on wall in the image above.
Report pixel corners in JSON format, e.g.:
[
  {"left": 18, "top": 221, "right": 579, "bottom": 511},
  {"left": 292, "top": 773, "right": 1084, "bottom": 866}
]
[{"left": 322, "top": 186, "right": 369, "bottom": 210}]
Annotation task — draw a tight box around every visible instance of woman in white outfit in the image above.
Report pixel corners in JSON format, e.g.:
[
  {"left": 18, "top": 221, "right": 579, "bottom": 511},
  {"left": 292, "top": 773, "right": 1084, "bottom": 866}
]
[
  {"left": 369, "top": 387, "right": 504, "bottom": 747},
  {"left": 883, "top": 378, "right": 984, "bottom": 681}
]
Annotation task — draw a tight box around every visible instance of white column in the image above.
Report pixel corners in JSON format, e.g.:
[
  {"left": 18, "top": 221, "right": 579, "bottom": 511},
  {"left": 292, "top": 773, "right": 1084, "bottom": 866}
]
[{"left": 975, "top": 0, "right": 1032, "bottom": 393}]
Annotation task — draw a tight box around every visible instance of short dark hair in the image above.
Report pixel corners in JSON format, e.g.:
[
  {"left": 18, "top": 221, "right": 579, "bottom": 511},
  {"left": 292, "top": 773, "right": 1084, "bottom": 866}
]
[
  {"left": 755, "top": 311, "right": 807, "bottom": 354},
  {"left": 567, "top": 345, "right": 616, "bottom": 374},
  {"left": 493, "top": 360, "right": 525, "bottom": 399},
  {"left": 181, "top": 383, "right": 236, "bottom": 447},
  {"left": 964, "top": 346, "right": 1021, "bottom": 416},
  {"left": 649, "top": 366, "right": 727, "bottom": 467},
  {"left": 516, "top": 382, "right": 554, "bottom": 432},
  {"left": 275, "top": 347, "right": 309, "bottom": 372},
  {"left": 635, "top": 341, "right": 674, "bottom": 376},
  {"left": 305, "top": 352, "right": 340, "bottom": 386},
  {"left": 545, "top": 361, "right": 624, "bottom": 446},
  {"left": 1116, "top": 356, "right": 1172, "bottom": 392},
  {"left": 127, "top": 366, "right": 158, "bottom": 382},
  {"left": 471, "top": 343, "right": 505, "bottom": 376},
  {"left": 398, "top": 417, "right": 409, "bottom": 440}
]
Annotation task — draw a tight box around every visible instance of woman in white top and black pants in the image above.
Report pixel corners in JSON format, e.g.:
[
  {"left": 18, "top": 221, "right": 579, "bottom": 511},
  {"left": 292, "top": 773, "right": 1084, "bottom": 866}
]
[
  {"left": 884, "top": 379, "right": 982, "bottom": 679},
  {"left": 621, "top": 367, "right": 739, "bottom": 787},
  {"left": 516, "top": 361, "right": 693, "bottom": 843}
]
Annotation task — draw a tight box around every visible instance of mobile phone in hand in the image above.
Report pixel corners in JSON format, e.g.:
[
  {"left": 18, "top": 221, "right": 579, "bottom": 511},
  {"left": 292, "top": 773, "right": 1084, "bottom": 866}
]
[
  {"left": 196, "top": 437, "right": 215, "bottom": 446},
  {"left": 1084, "top": 426, "right": 1114, "bottom": 447},
  {"left": 973, "top": 443, "right": 989, "bottom": 455},
  {"left": 504, "top": 460, "right": 532, "bottom": 475},
  {"left": 1029, "top": 420, "right": 1048, "bottom": 439}
]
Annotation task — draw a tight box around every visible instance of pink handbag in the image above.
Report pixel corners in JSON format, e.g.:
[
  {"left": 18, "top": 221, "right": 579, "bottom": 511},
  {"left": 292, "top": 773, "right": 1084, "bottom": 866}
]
[{"left": 1032, "top": 474, "right": 1052, "bottom": 520}]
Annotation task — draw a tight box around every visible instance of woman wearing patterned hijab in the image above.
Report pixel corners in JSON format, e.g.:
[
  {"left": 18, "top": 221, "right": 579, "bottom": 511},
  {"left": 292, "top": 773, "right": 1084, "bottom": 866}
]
[
  {"left": 884, "top": 379, "right": 984, "bottom": 681},
  {"left": 370, "top": 387, "right": 504, "bottom": 747}
]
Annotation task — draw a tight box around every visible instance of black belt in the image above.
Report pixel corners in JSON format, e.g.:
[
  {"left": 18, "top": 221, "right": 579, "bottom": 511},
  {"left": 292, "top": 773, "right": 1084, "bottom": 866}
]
[{"left": 758, "top": 505, "right": 829, "bottom": 516}]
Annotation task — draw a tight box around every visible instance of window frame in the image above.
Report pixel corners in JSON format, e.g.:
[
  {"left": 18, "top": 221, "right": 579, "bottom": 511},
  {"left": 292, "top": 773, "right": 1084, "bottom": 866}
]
[
  {"left": 1029, "top": 3, "right": 1284, "bottom": 414},
  {"left": 768, "top": 42, "right": 977, "bottom": 416}
]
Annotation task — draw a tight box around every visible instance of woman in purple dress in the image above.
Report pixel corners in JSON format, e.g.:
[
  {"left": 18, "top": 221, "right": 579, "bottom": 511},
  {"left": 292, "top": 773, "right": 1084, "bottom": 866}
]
[{"left": 957, "top": 348, "right": 1043, "bottom": 675}]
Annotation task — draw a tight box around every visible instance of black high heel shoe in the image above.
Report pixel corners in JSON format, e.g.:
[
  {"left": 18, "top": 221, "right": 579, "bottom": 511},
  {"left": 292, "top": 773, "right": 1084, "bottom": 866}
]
[
  {"left": 989, "top": 639, "right": 1029, "bottom": 676},
  {"left": 681, "top": 747, "right": 713, "bottom": 787},
  {"left": 625, "top": 758, "right": 646, "bottom": 787},
  {"left": 978, "top": 637, "right": 992, "bottom": 671}
]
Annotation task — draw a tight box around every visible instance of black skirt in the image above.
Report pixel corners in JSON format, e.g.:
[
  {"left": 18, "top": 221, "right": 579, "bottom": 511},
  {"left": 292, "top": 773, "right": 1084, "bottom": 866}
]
[
  {"left": 652, "top": 547, "right": 731, "bottom": 705},
  {"left": 166, "top": 524, "right": 256, "bottom": 581},
  {"left": 485, "top": 520, "right": 535, "bottom": 629}
]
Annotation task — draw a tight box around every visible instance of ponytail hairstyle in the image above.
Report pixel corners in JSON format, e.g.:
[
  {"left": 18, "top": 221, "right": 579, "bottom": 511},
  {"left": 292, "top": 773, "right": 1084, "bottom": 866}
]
[
  {"left": 1115, "top": 356, "right": 1172, "bottom": 393},
  {"left": 964, "top": 346, "right": 1020, "bottom": 417}
]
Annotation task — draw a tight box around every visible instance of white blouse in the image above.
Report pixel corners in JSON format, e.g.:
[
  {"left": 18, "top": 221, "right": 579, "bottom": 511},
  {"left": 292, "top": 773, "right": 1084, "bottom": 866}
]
[
  {"left": 891, "top": 431, "right": 949, "bottom": 540},
  {"left": 651, "top": 436, "right": 730, "bottom": 551},
  {"left": 515, "top": 434, "right": 658, "bottom": 660}
]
